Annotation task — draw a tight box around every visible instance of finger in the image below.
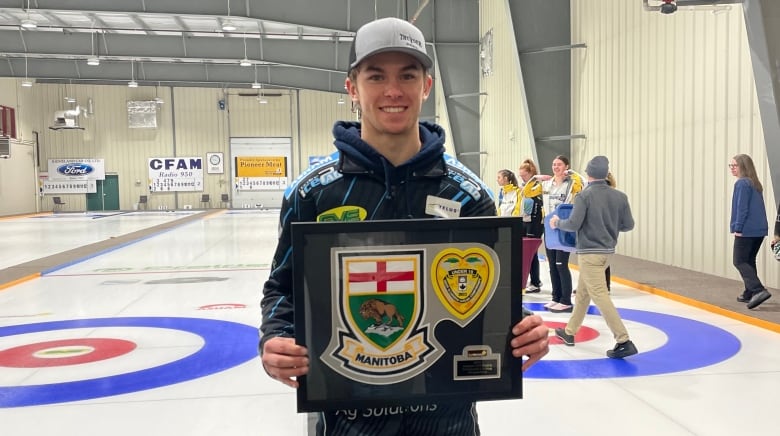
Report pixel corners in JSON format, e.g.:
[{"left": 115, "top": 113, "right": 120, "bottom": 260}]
[
  {"left": 264, "top": 363, "right": 309, "bottom": 387},
  {"left": 264, "top": 354, "right": 310, "bottom": 370},
  {"left": 512, "top": 334, "right": 549, "bottom": 359},
  {"left": 274, "top": 375, "right": 300, "bottom": 389},
  {"left": 520, "top": 344, "right": 549, "bottom": 372},
  {"left": 512, "top": 315, "right": 544, "bottom": 336}
]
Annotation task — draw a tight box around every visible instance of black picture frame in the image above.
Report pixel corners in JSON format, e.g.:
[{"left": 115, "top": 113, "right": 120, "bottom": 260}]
[{"left": 292, "top": 217, "right": 524, "bottom": 413}]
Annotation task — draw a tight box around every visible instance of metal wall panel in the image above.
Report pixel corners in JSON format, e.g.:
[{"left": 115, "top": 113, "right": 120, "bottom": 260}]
[
  {"left": 172, "top": 87, "right": 227, "bottom": 210},
  {"left": 480, "top": 0, "right": 536, "bottom": 196},
  {"left": 296, "top": 90, "right": 354, "bottom": 175},
  {"left": 3, "top": 81, "right": 361, "bottom": 213},
  {"left": 31, "top": 83, "right": 175, "bottom": 212},
  {"left": 571, "top": 0, "right": 777, "bottom": 288}
]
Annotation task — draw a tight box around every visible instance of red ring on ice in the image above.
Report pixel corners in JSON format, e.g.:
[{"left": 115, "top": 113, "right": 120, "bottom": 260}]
[{"left": 0, "top": 338, "right": 136, "bottom": 368}]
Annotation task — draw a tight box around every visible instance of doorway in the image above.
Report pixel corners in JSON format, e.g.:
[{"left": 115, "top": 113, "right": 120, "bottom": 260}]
[{"left": 87, "top": 174, "right": 120, "bottom": 211}]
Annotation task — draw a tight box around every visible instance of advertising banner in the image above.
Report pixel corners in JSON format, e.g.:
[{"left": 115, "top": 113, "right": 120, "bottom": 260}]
[
  {"left": 47, "top": 159, "right": 106, "bottom": 181},
  {"left": 148, "top": 157, "right": 204, "bottom": 192},
  {"left": 235, "top": 156, "right": 287, "bottom": 191}
]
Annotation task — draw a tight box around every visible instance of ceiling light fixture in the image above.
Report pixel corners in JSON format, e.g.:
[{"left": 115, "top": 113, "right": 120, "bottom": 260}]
[
  {"left": 21, "top": 56, "right": 32, "bottom": 87},
  {"left": 87, "top": 25, "right": 100, "bottom": 66},
  {"left": 222, "top": 0, "right": 237, "bottom": 31},
  {"left": 21, "top": 0, "right": 36, "bottom": 29},
  {"left": 222, "top": 20, "right": 237, "bottom": 32},
  {"left": 128, "top": 59, "right": 138, "bottom": 87},
  {"left": 251, "top": 65, "right": 262, "bottom": 88},
  {"left": 239, "top": 33, "right": 251, "bottom": 66}
]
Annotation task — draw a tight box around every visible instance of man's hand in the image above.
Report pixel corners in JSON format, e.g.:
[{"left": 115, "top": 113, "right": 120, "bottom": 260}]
[
  {"left": 510, "top": 313, "right": 550, "bottom": 372},
  {"left": 549, "top": 214, "right": 559, "bottom": 229},
  {"left": 261, "top": 337, "right": 309, "bottom": 388}
]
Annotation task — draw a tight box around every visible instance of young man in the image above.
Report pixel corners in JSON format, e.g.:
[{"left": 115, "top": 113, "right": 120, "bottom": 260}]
[
  {"left": 549, "top": 155, "right": 637, "bottom": 359},
  {"left": 260, "top": 16, "right": 550, "bottom": 435}
]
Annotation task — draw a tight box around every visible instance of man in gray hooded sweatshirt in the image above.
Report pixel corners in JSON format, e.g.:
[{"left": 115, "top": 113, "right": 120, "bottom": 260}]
[{"left": 549, "top": 155, "right": 637, "bottom": 359}]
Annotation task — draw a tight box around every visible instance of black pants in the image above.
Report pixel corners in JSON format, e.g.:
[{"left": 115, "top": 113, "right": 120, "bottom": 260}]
[
  {"left": 545, "top": 247, "right": 573, "bottom": 305},
  {"left": 529, "top": 254, "right": 541, "bottom": 286},
  {"left": 733, "top": 236, "right": 765, "bottom": 295}
]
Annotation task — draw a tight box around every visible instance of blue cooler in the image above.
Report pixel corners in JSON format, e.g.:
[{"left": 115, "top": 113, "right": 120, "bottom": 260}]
[{"left": 544, "top": 204, "right": 576, "bottom": 252}]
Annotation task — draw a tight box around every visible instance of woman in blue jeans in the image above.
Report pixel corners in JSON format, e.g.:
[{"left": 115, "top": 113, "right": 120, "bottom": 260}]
[{"left": 729, "top": 154, "right": 770, "bottom": 309}]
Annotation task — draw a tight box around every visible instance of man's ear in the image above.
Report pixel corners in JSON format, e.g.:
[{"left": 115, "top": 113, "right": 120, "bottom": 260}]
[
  {"left": 345, "top": 77, "right": 359, "bottom": 102},
  {"left": 422, "top": 74, "right": 433, "bottom": 101}
]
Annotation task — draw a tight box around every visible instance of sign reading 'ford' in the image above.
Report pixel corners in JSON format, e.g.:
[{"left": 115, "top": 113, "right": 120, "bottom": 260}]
[
  {"left": 57, "top": 163, "right": 94, "bottom": 176},
  {"left": 47, "top": 158, "right": 106, "bottom": 181}
]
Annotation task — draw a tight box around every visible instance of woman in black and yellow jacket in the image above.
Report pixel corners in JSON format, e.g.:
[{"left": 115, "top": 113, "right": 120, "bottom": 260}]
[{"left": 518, "top": 159, "right": 544, "bottom": 292}]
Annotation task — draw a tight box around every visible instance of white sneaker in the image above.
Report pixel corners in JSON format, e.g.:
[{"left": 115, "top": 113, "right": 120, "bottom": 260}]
[
  {"left": 548, "top": 303, "right": 573, "bottom": 313},
  {"left": 544, "top": 301, "right": 557, "bottom": 309},
  {"left": 526, "top": 284, "right": 542, "bottom": 293}
]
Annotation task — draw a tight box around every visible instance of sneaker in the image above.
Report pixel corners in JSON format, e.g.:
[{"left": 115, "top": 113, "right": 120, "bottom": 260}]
[
  {"left": 737, "top": 293, "right": 752, "bottom": 303},
  {"left": 554, "top": 328, "right": 574, "bottom": 346},
  {"left": 606, "top": 340, "right": 638, "bottom": 359},
  {"left": 747, "top": 289, "right": 772, "bottom": 309},
  {"left": 548, "top": 303, "right": 573, "bottom": 313},
  {"left": 526, "top": 283, "right": 542, "bottom": 293},
  {"left": 544, "top": 301, "right": 557, "bottom": 309}
]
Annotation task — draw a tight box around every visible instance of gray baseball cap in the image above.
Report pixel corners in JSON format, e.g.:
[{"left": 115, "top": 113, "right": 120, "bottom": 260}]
[{"left": 349, "top": 17, "right": 433, "bottom": 70}]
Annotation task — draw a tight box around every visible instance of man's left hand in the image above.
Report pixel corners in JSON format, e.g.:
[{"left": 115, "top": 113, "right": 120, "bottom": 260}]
[{"left": 510, "top": 314, "right": 549, "bottom": 371}]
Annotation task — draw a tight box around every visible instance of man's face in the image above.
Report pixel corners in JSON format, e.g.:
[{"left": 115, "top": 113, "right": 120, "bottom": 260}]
[{"left": 345, "top": 51, "right": 432, "bottom": 140}]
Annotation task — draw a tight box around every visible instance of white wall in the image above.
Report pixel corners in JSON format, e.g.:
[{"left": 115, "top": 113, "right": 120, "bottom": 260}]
[
  {"left": 0, "top": 80, "right": 353, "bottom": 214},
  {"left": 479, "top": 0, "right": 536, "bottom": 192}
]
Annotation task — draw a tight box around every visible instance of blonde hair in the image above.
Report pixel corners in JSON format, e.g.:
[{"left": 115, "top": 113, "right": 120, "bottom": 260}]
[{"left": 518, "top": 158, "right": 538, "bottom": 176}]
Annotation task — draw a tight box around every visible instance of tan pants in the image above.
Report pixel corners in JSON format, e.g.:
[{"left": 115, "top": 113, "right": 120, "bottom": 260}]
[{"left": 564, "top": 253, "right": 630, "bottom": 344}]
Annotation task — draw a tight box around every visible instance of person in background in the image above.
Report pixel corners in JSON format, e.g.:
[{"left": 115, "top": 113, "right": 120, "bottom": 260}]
[
  {"left": 773, "top": 202, "right": 780, "bottom": 259},
  {"left": 729, "top": 154, "right": 770, "bottom": 309},
  {"left": 518, "top": 159, "right": 544, "bottom": 293},
  {"left": 550, "top": 155, "right": 637, "bottom": 359},
  {"left": 497, "top": 169, "right": 521, "bottom": 217},
  {"left": 259, "top": 16, "right": 550, "bottom": 435},
  {"left": 541, "top": 155, "right": 583, "bottom": 313},
  {"left": 604, "top": 171, "right": 617, "bottom": 292}
]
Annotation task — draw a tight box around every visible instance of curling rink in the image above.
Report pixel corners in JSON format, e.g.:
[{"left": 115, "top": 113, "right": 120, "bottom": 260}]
[{"left": 0, "top": 210, "right": 778, "bottom": 436}]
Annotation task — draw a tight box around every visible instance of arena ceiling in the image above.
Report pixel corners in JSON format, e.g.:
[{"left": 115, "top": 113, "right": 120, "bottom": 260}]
[{"left": 0, "top": 0, "right": 450, "bottom": 93}]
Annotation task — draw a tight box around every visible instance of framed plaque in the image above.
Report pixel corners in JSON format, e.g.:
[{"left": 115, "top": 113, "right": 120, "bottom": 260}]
[{"left": 292, "top": 217, "right": 524, "bottom": 412}]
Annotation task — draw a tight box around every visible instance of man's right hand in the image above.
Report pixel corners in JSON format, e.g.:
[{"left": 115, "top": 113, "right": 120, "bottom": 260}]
[{"left": 261, "top": 337, "right": 309, "bottom": 388}]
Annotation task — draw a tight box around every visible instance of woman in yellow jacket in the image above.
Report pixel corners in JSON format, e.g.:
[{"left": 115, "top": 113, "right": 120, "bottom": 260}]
[
  {"left": 496, "top": 169, "right": 521, "bottom": 217},
  {"left": 541, "top": 155, "right": 584, "bottom": 312},
  {"left": 518, "top": 159, "right": 545, "bottom": 292}
]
